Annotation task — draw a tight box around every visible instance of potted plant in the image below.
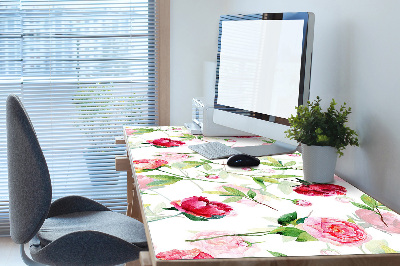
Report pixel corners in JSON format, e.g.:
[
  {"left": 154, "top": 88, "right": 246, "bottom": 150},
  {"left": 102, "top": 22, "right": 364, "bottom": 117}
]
[{"left": 285, "top": 96, "right": 359, "bottom": 183}]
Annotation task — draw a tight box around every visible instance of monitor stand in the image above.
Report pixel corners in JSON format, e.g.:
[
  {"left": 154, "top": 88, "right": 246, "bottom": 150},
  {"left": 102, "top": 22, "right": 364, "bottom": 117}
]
[{"left": 233, "top": 141, "right": 298, "bottom": 157}]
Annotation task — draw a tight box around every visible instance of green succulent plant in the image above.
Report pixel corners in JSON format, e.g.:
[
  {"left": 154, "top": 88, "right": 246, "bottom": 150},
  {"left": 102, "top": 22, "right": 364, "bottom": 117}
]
[{"left": 285, "top": 96, "right": 359, "bottom": 157}]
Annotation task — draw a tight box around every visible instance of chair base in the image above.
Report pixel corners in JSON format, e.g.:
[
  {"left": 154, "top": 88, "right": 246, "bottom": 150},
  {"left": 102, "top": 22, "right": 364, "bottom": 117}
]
[{"left": 20, "top": 244, "right": 45, "bottom": 266}]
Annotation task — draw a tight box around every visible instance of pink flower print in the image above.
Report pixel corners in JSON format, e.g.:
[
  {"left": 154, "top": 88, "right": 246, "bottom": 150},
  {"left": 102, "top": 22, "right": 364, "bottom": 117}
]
[
  {"left": 147, "top": 138, "right": 185, "bottom": 147},
  {"left": 171, "top": 196, "right": 233, "bottom": 219},
  {"left": 125, "top": 128, "right": 138, "bottom": 135},
  {"left": 288, "top": 153, "right": 301, "bottom": 157},
  {"left": 265, "top": 169, "right": 276, "bottom": 174},
  {"left": 205, "top": 175, "right": 219, "bottom": 179},
  {"left": 293, "top": 199, "right": 312, "bottom": 207},
  {"left": 136, "top": 175, "right": 154, "bottom": 190},
  {"left": 355, "top": 209, "right": 400, "bottom": 234},
  {"left": 335, "top": 196, "right": 351, "bottom": 203},
  {"left": 302, "top": 217, "right": 371, "bottom": 246},
  {"left": 155, "top": 152, "right": 190, "bottom": 163},
  {"left": 156, "top": 248, "right": 213, "bottom": 260},
  {"left": 191, "top": 231, "right": 257, "bottom": 258},
  {"left": 294, "top": 184, "right": 347, "bottom": 197},
  {"left": 132, "top": 159, "right": 168, "bottom": 173},
  {"left": 241, "top": 167, "right": 252, "bottom": 171},
  {"left": 320, "top": 249, "right": 340, "bottom": 255}
]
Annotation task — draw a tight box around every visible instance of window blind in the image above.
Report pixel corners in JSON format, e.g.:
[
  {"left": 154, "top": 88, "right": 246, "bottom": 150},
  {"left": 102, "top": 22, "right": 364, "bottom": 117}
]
[{"left": 0, "top": 0, "right": 160, "bottom": 236}]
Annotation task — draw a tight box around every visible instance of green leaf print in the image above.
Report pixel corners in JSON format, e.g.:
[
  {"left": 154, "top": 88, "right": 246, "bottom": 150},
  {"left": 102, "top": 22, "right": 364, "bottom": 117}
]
[
  {"left": 255, "top": 176, "right": 280, "bottom": 183},
  {"left": 351, "top": 202, "right": 374, "bottom": 211},
  {"left": 147, "top": 179, "right": 179, "bottom": 187},
  {"left": 129, "top": 128, "right": 155, "bottom": 135},
  {"left": 181, "top": 212, "right": 209, "bottom": 221},
  {"left": 296, "top": 232, "right": 318, "bottom": 242},
  {"left": 146, "top": 175, "right": 183, "bottom": 187},
  {"left": 222, "top": 186, "right": 246, "bottom": 197},
  {"left": 247, "top": 190, "right": 257, "bottom": 199},
  {"left": 270, "top": 226, "right": 317, "bottom": 242},
  {"left": 252, "top": 177, "right": 266, "bottom": 189},
  {"left": 219, "top": 170, "right": 229, "bottom": 179},
  {"left": 261, "top": 157, "right": 296, "bottom": 169},
  {"left": 270, "top": 227, "right": 303, "bottom": 237},
  {"left": 278, "top": 181, "right": 296, "bottom": 195},
  {"left": 203, "top": 191, "right": 233, "bottom": 195},
  {"left": 222, "top": 196, "right": 243, "bottom": 203},
  {"left": 203, "top": 164, "right": 212, "bottom": 171},
  {"left": 269, "top": 174, "right": 300, "bottom": 179},
  {"left": 277, "top": 212, "right": 297, "bottom": 226},
  {"left": 267, "top": 250, "right": 288, "bottom": 257},
  {"left": 361, "top": 194, "right": 379, "bottom": 208},
  {"left": 365, "top": 240, "right": 399, "bottom": 254},
  {"left": 284, "top": 161, "right": 296, "bottom": 167},
  {"left": 262, "top": 157, "right": 283, "bottom": 167},
  {"left": 181, "top": 161, "right": 206, "bottom": 169}
]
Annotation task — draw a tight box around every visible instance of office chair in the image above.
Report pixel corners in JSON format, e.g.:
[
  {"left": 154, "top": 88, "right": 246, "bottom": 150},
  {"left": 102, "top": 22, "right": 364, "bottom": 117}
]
[{"left": 6, "top": 94, "right": 148, "bottom": 265}]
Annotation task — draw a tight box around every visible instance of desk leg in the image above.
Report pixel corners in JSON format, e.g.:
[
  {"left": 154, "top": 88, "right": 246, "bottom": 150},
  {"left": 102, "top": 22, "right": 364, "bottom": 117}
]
[
  {"left": 126, "top": 170, "right": 133, "bottom": 217},
  {"left": 139, "top": 252, "right": 152, "bottom": 266},
  {"left": 127, "top": 170, "right": 143, "bottom": 223},
  {"left": 124, "top": 252, "right": 151, "bottom": 266},
  {"left": 124, "top": 259, "right": 140, "bottom": 266}
]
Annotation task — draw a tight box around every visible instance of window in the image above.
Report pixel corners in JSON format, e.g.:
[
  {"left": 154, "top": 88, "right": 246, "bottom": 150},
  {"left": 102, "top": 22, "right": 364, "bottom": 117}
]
[{"left": 0, "top": 0, "right": 169, "bottom": 236}]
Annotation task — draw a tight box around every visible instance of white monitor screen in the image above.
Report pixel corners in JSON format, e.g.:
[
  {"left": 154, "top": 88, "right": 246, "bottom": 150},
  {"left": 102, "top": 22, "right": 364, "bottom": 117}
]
[{"left": 217, "top": 19, "right": 304, "bottom": 119}]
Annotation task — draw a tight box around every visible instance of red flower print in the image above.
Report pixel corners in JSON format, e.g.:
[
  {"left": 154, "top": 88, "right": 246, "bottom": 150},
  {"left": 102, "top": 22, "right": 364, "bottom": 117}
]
[
  {"left": 294, "top": 184, "right": 347, "bottom": 197},
  {"left": 156, "top": 248, "right": 213, "bottom": 260},
  {"left": 302, "top": 217, "right": 371, "bottom": 246},
  {"left": 356, "top": 209, "right": 400, "bottom": 234},
  {"left": 171, "top": 196, "right": 232, "bottom": 218},
  {"left": 147, "top": 138, "right": 185, "bottom": 147},
  {"left": 133, "top": 159, "right": 168, "bottom": 173}
]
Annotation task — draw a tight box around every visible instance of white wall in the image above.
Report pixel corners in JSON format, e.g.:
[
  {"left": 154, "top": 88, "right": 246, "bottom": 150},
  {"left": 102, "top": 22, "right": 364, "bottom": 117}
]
[
  {"left": 170, "top": 0, "right": 228, "bottom": 124},
  {"left": 170, "top": 0, "right": 400, "bottom": 212}
]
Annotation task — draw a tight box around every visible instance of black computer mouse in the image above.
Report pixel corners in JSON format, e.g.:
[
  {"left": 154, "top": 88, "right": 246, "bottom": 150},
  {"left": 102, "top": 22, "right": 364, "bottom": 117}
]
[{"left": 227, "top": 154, "right": 260, "bottom": 167}]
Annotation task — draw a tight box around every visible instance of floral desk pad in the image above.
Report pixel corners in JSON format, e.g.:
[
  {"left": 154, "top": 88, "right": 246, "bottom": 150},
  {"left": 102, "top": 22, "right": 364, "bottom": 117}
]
[{"left": 124, "top": 126, "right": 400, "bottom": 261}]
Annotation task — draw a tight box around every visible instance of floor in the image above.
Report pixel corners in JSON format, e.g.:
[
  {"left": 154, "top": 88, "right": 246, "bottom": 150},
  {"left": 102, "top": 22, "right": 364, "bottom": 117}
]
[
  {"left": 0, "top": 236, "right": 141, "bottom": 266},
  {"left": 0, "top": 237, "right": 25, "bottom": 266}
]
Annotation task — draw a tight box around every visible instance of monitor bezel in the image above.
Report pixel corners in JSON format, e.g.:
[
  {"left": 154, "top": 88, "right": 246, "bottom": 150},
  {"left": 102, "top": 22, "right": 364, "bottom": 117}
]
[{"left": 213, "top": 12, "right": 314, "bottom": 126}]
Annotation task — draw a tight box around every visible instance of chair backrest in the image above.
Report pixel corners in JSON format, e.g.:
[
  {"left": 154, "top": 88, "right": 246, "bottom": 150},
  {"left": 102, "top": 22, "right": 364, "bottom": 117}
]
[{"left": 6, "top": 94, "right": 52, "bottom": 244}]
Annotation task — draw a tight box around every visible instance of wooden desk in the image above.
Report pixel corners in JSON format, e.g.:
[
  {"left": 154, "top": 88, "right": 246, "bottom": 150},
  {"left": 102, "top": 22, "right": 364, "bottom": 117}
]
[{"left": 118, "top": 126, "right": 400, "bottom": 266}]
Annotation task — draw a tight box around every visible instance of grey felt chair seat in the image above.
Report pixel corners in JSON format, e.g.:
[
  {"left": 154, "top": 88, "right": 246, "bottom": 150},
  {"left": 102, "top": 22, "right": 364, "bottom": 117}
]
[
  {"left": 7, "top": 94, "right": 148, "bottom": 265},
  {"left": 37, "top": 211, "right": 147, "bottom": 248}
]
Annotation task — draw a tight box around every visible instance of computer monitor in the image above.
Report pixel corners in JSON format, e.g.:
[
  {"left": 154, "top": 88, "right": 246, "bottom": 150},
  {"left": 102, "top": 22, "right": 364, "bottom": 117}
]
[{"left": 213, "top": 12, "right": 315, "bottom": 156}]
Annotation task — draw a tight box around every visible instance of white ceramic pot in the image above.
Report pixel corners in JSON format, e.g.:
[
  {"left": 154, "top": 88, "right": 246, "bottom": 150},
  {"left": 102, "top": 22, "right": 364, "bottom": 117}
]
[{"left": 301, "top": 144, "right": 338, "bottom": 183}]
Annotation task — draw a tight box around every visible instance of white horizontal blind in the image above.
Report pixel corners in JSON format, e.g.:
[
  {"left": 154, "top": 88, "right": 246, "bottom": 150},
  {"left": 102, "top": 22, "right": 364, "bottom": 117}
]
[{"left": 0, "top": 0, "right": 159, "bottom": 236}]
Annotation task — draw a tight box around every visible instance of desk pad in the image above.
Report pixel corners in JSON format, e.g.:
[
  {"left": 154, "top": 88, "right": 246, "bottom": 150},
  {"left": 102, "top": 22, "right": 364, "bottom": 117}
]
[{"left": 124, "top": 126, "right": 400, "bottom": 261}]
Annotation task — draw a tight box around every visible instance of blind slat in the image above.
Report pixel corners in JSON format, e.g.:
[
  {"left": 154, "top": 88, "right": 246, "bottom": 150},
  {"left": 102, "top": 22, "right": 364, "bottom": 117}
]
[{"left": 0, "top": 0, "right": 159, "bottom": 236}]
